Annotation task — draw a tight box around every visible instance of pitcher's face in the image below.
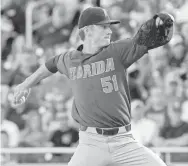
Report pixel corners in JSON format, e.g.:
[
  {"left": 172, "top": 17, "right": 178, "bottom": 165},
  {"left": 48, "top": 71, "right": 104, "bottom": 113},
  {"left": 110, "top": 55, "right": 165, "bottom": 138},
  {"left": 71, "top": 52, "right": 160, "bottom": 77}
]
[{"left": 88, "top": 24, "right": 112, "bottom": 47}]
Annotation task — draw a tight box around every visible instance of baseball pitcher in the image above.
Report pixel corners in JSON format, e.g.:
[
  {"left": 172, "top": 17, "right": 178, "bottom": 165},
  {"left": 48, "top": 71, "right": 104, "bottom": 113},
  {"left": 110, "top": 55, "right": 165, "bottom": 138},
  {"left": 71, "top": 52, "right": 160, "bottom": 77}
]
[{"left": 14, "top": 7, "right": 174, "bottom": 166}]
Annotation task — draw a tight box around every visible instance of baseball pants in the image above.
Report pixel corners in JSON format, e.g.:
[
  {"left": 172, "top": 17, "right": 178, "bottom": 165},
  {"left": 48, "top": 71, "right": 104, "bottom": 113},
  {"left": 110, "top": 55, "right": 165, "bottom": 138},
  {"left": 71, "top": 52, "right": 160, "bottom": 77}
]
[{"left": 68, "top": 130, "right": 166, "bottom": 166}]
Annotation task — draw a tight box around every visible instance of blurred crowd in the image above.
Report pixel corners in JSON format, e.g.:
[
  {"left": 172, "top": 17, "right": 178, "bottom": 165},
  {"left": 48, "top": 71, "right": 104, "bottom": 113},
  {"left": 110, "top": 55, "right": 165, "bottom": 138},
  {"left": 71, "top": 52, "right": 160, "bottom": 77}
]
[{"left": 1, "top": 0, "right": 188, "bottom": 164}]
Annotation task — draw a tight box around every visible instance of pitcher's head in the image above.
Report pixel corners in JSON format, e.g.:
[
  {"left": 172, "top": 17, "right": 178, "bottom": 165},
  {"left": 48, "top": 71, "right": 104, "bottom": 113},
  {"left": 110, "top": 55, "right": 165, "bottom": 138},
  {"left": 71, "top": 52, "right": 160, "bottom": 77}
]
[{"left": 78, "top": 7, "right": 120, "bottom": 47}]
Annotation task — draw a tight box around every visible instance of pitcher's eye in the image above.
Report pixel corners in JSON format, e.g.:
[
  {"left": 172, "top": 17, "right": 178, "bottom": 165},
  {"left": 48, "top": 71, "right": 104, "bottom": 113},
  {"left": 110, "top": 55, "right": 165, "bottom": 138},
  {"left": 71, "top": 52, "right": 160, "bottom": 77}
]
[
  {"left": 103, "top": 25, "right": 107, "bottom": 29},
  {"left": 100, "top": 24, "right": 110, "bottom": 29}
]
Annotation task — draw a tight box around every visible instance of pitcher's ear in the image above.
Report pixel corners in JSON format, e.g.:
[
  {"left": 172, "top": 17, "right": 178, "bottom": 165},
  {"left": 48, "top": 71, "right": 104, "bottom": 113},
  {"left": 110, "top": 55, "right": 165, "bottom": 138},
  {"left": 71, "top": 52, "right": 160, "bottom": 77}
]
[
  {"left": 82, "top": 26, "right": 88, "bottom": 35},
  {"left": 85, "top": 25, "right": 93, "bottom": 37}
]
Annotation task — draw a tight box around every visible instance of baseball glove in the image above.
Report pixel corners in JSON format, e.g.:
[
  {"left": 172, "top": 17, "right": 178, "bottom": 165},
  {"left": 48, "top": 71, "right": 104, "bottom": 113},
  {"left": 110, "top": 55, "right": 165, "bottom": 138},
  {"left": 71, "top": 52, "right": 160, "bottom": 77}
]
[{"left": 134, "top": 13, "right": 174, "bottom": 50}]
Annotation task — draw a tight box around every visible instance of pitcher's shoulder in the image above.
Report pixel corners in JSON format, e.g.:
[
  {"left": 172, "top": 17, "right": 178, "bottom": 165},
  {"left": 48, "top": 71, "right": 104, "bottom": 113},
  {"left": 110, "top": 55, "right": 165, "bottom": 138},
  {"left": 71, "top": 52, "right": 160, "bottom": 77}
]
[
  {"left": 109, "top": 38, "right": 134, "bottom": 52},
  {"left": 111, "top": 38, "right": 132, "bottom": 45},
  {"left": 67, "top": 47, "right": 83, "bottom": 60}
]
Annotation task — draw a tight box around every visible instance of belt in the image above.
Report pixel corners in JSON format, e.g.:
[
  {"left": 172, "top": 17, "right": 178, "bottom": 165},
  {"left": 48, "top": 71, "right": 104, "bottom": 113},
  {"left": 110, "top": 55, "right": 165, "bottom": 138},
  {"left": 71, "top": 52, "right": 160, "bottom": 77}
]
[{"left": 79, "top": 124, "right": 131, "bottom": 136}]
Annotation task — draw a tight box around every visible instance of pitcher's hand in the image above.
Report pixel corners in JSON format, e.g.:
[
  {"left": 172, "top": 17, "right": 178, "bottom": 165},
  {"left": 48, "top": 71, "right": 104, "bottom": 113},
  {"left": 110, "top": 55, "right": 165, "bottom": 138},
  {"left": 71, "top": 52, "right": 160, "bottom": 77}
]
[
  {"left": 13, "top": 84, "right": 31, "bottom": 105},
  {"left": 155, "top": 13, "right": 174, "bottom": 28}
]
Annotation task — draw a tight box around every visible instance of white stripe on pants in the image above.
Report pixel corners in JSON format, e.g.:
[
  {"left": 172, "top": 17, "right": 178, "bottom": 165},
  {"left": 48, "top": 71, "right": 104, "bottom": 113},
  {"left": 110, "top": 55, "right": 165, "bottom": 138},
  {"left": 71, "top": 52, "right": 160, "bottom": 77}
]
[{"left": 68, "top": 130, "right": 166, "bottom": 166}]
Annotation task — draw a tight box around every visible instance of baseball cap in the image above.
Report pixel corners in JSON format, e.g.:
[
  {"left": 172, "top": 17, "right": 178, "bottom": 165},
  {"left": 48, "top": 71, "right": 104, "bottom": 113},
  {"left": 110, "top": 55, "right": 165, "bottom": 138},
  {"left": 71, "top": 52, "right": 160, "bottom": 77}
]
[{"left": 78, "top": 7, "right": 120, "bottom": 29}]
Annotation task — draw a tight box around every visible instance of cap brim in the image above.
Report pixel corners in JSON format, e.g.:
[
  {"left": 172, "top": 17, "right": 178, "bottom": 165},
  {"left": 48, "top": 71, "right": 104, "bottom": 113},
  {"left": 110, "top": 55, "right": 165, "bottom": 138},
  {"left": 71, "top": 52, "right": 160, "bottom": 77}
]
[{"left": 96, "top": 20, "right": 120, "bottom": 25}]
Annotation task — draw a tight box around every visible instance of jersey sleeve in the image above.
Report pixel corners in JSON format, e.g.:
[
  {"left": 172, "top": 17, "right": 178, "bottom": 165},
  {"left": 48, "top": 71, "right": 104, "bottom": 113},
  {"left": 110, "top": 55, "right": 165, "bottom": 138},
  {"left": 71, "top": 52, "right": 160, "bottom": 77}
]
[
  {"left": 45, "top": 55, "right": 60, "bottom": 73},
  {"left": 45, "top": 52, "right": 69, "bottom": 76},
  {"left": 112, "top": 38, "right": 148, "bottom": 68}
]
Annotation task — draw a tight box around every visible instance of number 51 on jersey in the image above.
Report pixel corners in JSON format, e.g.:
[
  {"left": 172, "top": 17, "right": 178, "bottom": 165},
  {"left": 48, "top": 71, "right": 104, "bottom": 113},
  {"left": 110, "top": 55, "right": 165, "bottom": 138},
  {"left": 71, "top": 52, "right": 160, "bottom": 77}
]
[{"left": 101, "top": 75, "right": 119, "bottom": 93}]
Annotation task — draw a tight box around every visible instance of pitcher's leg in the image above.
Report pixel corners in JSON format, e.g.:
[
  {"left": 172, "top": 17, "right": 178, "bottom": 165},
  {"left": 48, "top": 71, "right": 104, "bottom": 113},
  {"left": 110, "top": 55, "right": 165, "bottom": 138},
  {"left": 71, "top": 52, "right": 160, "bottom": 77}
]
[
  {"left": 111, "top": 142, "right": 166, "bottom": 166},
  {"left": 68, "top": 143, "right": 110, "bottom": 166}
]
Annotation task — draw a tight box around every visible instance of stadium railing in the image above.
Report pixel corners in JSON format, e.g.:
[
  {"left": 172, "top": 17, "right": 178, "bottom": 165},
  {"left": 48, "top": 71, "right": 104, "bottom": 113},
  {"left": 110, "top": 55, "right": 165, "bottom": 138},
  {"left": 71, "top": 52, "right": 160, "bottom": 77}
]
[
  {"left": 25, "top": 1, "right": 52, "bottom": 48},
  {"left": 1, "top": 147, "right": 188, "bottom": 166}
]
